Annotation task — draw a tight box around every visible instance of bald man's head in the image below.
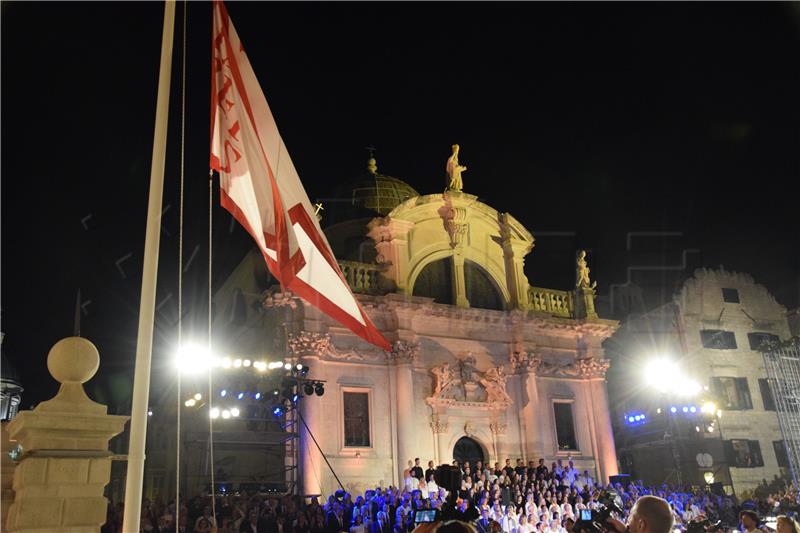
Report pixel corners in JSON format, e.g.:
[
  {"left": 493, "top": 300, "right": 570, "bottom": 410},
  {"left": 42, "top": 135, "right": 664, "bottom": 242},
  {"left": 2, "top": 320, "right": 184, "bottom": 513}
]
[{"left": 628, "top": 496, "right": 673, "bottom": 533}]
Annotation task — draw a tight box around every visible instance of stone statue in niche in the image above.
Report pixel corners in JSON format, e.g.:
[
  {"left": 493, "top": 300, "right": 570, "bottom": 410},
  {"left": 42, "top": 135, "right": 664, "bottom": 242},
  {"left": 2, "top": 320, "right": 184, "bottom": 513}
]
[
  {"left": 481, "top": 364, "right": 512, "bottom": 403},
  {"left": 446, "top": 144, "right": 467, "bottom": 192},
  {"left": 576, "top": 250, "right": 597, "bottom": 290}
]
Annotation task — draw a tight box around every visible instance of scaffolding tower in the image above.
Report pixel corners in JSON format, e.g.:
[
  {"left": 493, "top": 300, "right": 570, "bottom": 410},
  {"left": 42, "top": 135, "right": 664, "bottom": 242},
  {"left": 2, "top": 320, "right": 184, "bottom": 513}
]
[{"left": 763, "top": 337, "right": 800, "bottom": 488}]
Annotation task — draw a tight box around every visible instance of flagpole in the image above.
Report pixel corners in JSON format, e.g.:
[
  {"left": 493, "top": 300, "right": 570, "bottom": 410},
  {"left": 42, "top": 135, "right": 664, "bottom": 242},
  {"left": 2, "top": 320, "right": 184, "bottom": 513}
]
[{"left": 122, "top": 2, "right": 175, "bottom": 532}]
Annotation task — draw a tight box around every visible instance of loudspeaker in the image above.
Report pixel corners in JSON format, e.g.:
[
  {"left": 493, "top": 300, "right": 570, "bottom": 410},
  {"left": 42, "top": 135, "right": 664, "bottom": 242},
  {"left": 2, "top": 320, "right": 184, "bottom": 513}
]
[
  {"left": 609, "top": 474, "right": 631, "bottom": 486},
  {"left": 710, "top": 482, "right": 724, "bottom": 496}
]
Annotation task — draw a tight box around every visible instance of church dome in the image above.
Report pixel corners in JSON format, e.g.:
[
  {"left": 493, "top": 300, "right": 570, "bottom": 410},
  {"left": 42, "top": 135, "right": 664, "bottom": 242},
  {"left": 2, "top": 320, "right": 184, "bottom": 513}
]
[{"left": 325, "top": 157, "right": 419, "bottom": 227}]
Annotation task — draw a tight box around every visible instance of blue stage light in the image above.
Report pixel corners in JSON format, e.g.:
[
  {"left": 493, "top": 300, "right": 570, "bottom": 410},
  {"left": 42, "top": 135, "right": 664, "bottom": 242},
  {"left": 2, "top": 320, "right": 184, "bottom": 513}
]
[
  {"left": 670, "top": 406, "right": 677, "bottom": 413},
  {"left": 237, "top": 392, "right": 245, "bottom": 400},
  {"left": 682, "top": 406, "right": 689, "bottom": 413},
  {"left": 689, "top": 406, "right": 697, "bottom": 413},
  {"left": 255, "top": 393, "right": 261, "bottom": 400},
  {"left": 273, "top": 406, "right": 283, "bottom": 416},
  {"left": 220, "top": 390, "right": 227, "bottom": 397},
  {"left": 292, "top": 393, "right": 299, "bottom": 403}
]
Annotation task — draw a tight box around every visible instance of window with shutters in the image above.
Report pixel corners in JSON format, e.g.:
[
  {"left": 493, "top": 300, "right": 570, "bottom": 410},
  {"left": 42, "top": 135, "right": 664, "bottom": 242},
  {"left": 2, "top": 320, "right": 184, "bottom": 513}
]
[
  {"left": 343, "top": 390, "right": 370, "bottom": 447},
  {"left": 722, "top": 288, "right": 740, "bottom": 303},
  {"left": 748, "top": 332, "right": 780, "bottom": 351},
  {"left": 700, "top": 330, "right": 737, "bottom": 350},
  {"left": 726, "top": 439, "right": 764, "bottom": 468},
  {"left": 758, "top": 378, "right": 776, "bottom": 411},
  {"left": 774, "top": 441, "right": 790, "bottom": 468},
  {"left": 711, "top": 377, "right": 752, "bottom": 410}
]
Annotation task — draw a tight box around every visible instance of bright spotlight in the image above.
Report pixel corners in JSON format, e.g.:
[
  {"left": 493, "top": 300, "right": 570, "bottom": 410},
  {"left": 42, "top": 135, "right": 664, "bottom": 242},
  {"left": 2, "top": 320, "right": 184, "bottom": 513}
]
[
  {"left": 707, "top": 426, "right": 714, "bottom": 432},
  {"left": 237, "top": 392, "right": 245, "bottom": 400},
  {"left": 670, "top": 406, "right": 677, "bottom": 413},
  {"left": 644, "top": 359, "right": 680, "bottom": 393},
  {"left": 272, "top": 406, "right": 283, "bottom": 416},
  {"left": 689, "top": 406, "right": 697, "bottom": 413},
  {"left": 175, "top": 343, "right": 213, "bottom": 375},
  {"left": 222, "top": 409, "right": 231, "bottom": 419},
  {"left": 194, "top": 393, "right": 202, "bottom": 401},
  {"left": 682, "top": 406, "right": 689, "bottom": 413},
  {"left": 268, "top": 362, "right": 283, "bottom": 370},
  {"left": 254, "top": 393, "right": 261, "bottom": 400},
  {"left": 676, "top": 379, "right": 702, "bottom": 397},
  {"left": 220, "top": 389, "right": 227, "bottom": 397},
  {"left": 231, "top": 407, "right": 240, "bottom": 417},
  {"left": 222, "top": 358, "right": 232, "bottom": 368},
  {"left": 716, "top": 410, "right": 722, "bottom": 418},
  {"left": 210, "top": 408, "right": 220, "bottom": 419},
  {"left": 243, "top": 359, "right": 252, "bottom": 367},
  {"left": 656, "top": 408, "right": 662, "bottom": 414},
  {"left": 296, "top": 363, "right": 303, "bottom": 370},
  {"left": 628, "top": 416, "right": 635, "bottom": 423},
  {"left": 234, "top": 359, "right": 242, "bottom": 368},
  {"left": 695, "top": 426, "right": 701, "bottom": 432},
  {"left": 292, "top": 393, "right": 299, "bottom": 403},
  {"left": 701, "top": 402, "right": 716, "bottom": 414},
  {"left": 284, "top": 362, "right": 292, "bottom": 370},
  {"left": 185, "top": 399, "right": 196, "bottom": 407}
]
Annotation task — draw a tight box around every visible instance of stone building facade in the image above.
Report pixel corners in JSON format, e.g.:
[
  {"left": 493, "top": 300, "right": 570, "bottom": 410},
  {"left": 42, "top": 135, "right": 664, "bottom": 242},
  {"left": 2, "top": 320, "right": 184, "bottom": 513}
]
[
  {"left": 676, "top": 268, "right": 792, "bottom": 491},
  {"left": 211, "top": 157, "right": 620, "bottom": 498}
]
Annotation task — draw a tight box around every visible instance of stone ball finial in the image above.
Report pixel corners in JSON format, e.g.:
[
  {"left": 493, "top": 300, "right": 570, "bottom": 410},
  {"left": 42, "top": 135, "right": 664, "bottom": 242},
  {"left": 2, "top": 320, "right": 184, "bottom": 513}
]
[{"left": 47, "top": 336, "right": 100, "bottom": 384}]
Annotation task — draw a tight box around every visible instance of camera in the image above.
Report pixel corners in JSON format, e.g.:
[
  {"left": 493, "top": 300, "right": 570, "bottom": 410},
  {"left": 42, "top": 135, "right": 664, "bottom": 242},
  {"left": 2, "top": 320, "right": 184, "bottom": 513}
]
[
  {"left": 686, "top": 518, "right": 723, "bottom": 533},
  {"left": 572, "top": 490, "right": 624, "bottom": 533}
]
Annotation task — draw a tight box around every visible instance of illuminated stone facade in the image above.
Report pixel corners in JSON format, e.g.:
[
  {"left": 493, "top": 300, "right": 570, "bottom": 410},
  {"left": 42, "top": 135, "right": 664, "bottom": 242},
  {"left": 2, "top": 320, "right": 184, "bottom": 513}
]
[{"left": 214, "top": 158, "right": 620, "bottom": 498}]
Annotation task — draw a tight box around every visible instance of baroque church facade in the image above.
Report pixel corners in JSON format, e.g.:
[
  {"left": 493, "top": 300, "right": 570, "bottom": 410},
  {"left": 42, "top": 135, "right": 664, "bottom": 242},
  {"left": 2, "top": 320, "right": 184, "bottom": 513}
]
[{"left": 213, "top": 154, "right": 620, "bottom": 498}]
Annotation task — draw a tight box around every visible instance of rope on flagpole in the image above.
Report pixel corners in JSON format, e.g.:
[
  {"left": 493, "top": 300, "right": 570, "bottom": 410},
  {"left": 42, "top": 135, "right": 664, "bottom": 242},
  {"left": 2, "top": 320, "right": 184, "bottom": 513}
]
[
  {"left": 176, "top": 2, "right": 187, "bottom": 531},
  {"left": 208, "top": 167, "right": 217, "bottom": 527}
]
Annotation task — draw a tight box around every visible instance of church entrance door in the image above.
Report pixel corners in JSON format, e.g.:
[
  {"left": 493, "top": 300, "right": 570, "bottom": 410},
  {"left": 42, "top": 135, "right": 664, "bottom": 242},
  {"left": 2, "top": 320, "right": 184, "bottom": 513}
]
[{"left": 453, "top": 437, "right": 485, "bottom": 467}]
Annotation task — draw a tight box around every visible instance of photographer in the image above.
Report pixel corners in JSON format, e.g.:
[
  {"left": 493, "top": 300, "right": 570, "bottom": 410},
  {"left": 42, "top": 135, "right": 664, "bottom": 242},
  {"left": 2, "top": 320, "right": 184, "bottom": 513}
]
[{"left": 603, "top": 496, "right": 673, "bottom": 533}]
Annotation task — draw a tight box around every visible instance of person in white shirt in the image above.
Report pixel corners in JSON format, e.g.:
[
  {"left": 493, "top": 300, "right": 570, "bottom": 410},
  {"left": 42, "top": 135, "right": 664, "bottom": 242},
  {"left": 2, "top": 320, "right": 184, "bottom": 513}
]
[
  {"left": 501, "top": 506, "right": 519, "bottom": 533},
  {"left": 518, "top": 514, "right": 535, "bottom": 533},
  {"left": 425, "top": 473, "right": 438, "bottom": 499}
]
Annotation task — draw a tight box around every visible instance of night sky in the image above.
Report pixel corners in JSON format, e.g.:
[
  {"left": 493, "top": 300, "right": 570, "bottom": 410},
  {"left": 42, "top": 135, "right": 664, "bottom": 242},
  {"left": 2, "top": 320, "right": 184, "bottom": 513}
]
[{"left": 2, "top": 2, "right": 799, "bottom": 408}]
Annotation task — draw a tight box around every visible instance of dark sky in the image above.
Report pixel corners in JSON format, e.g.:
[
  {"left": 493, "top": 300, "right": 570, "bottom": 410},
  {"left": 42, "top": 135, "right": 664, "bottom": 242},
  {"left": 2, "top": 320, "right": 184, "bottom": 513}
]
[{"left": 2, "top": 2, "right": 799, "bottom": 408}]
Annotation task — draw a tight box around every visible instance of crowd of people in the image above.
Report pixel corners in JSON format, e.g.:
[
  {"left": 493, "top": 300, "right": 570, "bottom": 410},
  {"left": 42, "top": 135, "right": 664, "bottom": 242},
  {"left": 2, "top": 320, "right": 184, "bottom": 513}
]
[{"left": 101, "top": 457, "right": 799, "bottom": 533}]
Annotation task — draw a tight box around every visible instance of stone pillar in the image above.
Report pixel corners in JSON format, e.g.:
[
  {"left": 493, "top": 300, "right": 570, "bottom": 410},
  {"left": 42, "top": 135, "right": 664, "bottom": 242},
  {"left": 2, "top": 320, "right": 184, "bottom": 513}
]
[
  {"left": 445, "top": 206, "right": 470, "bottom": 308},
  {"left": 452, "top": 250, "right": 470, "bottom": 308},
  {"left": 500, "top": 214, "right": 533, "bottom": 310},
  {"left": 431, "top": 415, "right": 449, "bottom": 465},
  {"left": 490, "top": 420, "right": 508, "bottom": 465},
  {"left": 574, "top": 287, "right": 598, "bottom": 319},
  {"left": 390, "top": 341, "right": 419, "bottom": 479},
  {"left": 4, "top": 337, "right": 128, "bottom": 533},
  {"left": 589, "top": 378, "right": 618, "bottom": 483},
  {"left": 512, "top": 352, "right": 543, "bottom": 460},
  {"left": 299, "top": 357, "right": 323, "bottom": 498}
]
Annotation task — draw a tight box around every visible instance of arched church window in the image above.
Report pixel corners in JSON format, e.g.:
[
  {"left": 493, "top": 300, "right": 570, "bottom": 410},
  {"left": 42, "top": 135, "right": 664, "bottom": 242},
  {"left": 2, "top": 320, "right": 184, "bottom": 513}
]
[{"left": 412, "top": 258, "right": 505, "bottom": 310}]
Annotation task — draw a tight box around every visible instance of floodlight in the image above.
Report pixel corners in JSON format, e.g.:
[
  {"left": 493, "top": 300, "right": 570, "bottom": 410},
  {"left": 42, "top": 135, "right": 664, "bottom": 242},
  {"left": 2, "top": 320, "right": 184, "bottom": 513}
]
[
  {"left": 220, "top": 389, "right": 227, "bottom": 397},
  {"left": 243, "top": 359, "right": 251, "bottom": 367},
  {"left": 314, "top": 383, "right": 325, "bottom": 396},
  {"left": 269, "top": 362, "right": 283, "bottom": 369},
  {"left": 255, "top": 393, "right": 261, "bottom": 400},
  {"left": 682, "top": 406, "right": 689, "bottom": 413},
  {"left": 707, "top": 426, "right": 714, "bottom": 432},
  {"left": 231, "top": 408, "right": 240, "bottom": 417},
  {"left": 210, "top": 408, "right": 220, "bottom": 419},
  {"left": 272, "top": 406, "right": 283, "bottom": 416},
  {"left": 234, "top": 359, "right": 242, "bottom": 368},
  {"left": 222, "top": 409, "right": 231, "bottom": 419},
  {"left": 296, "top": 363, "right": 303, "bottom": 370},
  {"left": 701, "top": 402, "right": 716, "bottom": 414},
  {"left": 689, "top": 406, "right": 697, "bottom": 413},
  {"left": 147, "top": 410, "right": 153, "bottom": 416},
  {"left": 670, "top": 406, "right": 677, "bottom": 413},
  {"left": 284, "top": 363, "right": 292, "bottom": 370},
  {"left": 175, "top": 343, "right": 214, "bottom": 375},
  {"left": 237, "top": 392, "right": 245, "bottom": 400},
  {"left": 222, "top": 358, "right": 232, "bottom": 368},
  {"left": 194, "top": 393, "right": 202, "bottom": 401},
  {"left": 304, "top": 383, "right": 315, "bottom": 396},
  {"left": 185, "top": 399, "right": 196, "bottom": 407},
  {"left": 628, "top": 416, "right": 635, "bottom": 423},
  {"left": 292, "top": 393, "right": 299, "bottom": 403},
  {"left": 656, "top": 408, "right": 662, "bottom": 414}
]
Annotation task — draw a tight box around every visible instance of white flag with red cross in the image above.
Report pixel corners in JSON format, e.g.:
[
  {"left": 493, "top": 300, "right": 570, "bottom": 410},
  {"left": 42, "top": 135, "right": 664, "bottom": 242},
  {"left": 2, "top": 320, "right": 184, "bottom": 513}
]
[{"left": 210, "top": 1, "right": 391, "bottom": 351}]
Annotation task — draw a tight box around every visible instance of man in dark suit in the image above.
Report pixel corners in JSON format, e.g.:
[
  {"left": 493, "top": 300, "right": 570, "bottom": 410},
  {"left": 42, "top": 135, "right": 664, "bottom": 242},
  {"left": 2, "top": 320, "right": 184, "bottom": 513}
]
[
  {"left": 325, "top": 505, "right": 345, "bottom": 533},
  {"left": 424, "top": 460, "right": 436, "bottom": 483},
  {"left": 411, "top": 458, "right": 424, "bottom": 482}
]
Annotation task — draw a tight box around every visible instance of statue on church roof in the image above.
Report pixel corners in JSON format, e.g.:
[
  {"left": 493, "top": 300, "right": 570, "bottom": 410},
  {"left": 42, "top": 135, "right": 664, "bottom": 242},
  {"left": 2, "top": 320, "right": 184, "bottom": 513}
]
[
  {"left": 446, "top": 144, "right": 467, "bottom": 192},
  {"left": 576, "top": 250, "right": 597, "bottom": 290}
]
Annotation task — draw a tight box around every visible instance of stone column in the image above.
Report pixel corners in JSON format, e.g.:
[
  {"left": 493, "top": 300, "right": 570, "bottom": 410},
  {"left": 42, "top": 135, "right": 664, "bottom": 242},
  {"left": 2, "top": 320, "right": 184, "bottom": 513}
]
[
  {"left": 512, "top": 352, "right": 543, "bottom": 460},
  {"left": 390, "top": 341, "right": 419, "bottom": 479},
  {"left": 589, "top": 378, "right": 618, "bottom": 483},
  {"left": 490, "top": 420, "right": 508, "bottom": 465},
  {"left": 446, "top": 206, "right": 470, "bottom": 308},
  {"left": 500, "top": 214, "right": 533, "bottom": 310},
  {"left": 4, "top": 337, "right": 128, "bottom": 533},
  {"left": 431, "top": 415, "right": 449, "bottom": 465}
]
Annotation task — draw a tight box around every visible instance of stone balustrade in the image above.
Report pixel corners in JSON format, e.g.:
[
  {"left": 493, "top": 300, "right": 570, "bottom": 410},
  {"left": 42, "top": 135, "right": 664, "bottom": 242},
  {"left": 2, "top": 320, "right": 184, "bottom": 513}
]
[
  {"left": 338, "top": 261, "right": 382, "bottom": 294},
  {"left": 528, "top": 286, "right": 574, "bottom": 317}
]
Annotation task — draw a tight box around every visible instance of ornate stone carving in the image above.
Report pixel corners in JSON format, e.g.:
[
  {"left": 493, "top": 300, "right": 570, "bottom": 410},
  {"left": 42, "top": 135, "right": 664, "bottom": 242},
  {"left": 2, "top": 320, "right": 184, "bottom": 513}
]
[
  {"left": 288, "top": 331, "right": 385, "bottom": 362},
  {"left": 261, "top": 290, "right": 300, "bottom": 309},
  {"left": 535, "top": 356, "right": 611, "bottom": 379},
  {"left": 387, "top": 339, "right": 420, "bottom": 364},
  {"left": 445, "top": 207, "right": 469, "bottom": 248},
  {"left": 480, "top": 365, "right": 512, "bottom": 403},
  {"left": 446, "top": 144, "right": 467, "bottom": 192},
  {"left": 430, "top": 415, "right": 448, "bottom": 434},
  {"left": 489, "top": 421, "right": 507, "bottom": 436},
  {"left": 427, "top": 356, "right": 512, "bottom": 408},
  {"left": 464, "top": 421, "right": 476, "bottom": 437},
  {"left": 510, "top": 351, "right": 542, "bottom": 373}
]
